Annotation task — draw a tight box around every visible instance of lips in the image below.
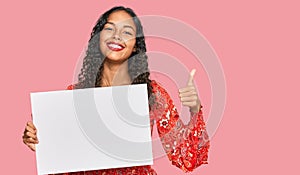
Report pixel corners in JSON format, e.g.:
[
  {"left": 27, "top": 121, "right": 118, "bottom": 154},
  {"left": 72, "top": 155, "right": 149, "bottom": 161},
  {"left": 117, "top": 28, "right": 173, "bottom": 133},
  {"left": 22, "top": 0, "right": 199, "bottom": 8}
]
[{"left": 106, "top": 42, "right": 125, "bottom": 51}]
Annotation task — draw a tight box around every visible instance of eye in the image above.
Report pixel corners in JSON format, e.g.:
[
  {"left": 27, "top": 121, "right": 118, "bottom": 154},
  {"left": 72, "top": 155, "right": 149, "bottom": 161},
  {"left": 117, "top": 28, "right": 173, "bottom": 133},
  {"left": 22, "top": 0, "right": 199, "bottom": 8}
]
[
  {"left": 123, "top": 31, "right": 133, "bottom": 36},
  {"left": 103, "top": 26, "right": 114, "bottom": 31}
]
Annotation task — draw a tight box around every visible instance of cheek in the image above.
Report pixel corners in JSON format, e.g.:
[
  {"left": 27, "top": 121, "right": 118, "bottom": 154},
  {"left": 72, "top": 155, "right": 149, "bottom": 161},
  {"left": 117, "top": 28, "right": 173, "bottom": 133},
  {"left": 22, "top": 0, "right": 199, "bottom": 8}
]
[
  {"left": 99, "top": 34, "right": 108, "bottom": 54},
  {"left": 126, "top": 40, "right": 136, "bottom": 52},
  {"left": 99, "top": 42, "right": 106, "bottom": 55}
]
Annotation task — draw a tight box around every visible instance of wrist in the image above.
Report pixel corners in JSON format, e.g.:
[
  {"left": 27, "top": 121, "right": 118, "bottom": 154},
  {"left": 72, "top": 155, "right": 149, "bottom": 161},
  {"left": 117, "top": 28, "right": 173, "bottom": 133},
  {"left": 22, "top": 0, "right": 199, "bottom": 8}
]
[{"left": 190, "top": 101, "right": 202, "bottom": 113}]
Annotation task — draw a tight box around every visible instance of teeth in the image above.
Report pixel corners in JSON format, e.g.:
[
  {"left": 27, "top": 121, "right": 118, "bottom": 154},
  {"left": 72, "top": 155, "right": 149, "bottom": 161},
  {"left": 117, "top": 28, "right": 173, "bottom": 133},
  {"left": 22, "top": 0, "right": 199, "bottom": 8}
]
[{"left": 108, "top": 43, "right": 122, "bottom": 49}]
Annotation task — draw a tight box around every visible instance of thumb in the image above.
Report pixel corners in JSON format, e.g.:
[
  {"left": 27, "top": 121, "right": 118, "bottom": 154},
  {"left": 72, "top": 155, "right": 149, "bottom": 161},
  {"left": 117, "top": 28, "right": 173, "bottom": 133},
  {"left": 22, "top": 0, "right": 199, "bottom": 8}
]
[{"left": 187, "top": 69, "right": 196, "bottom": 86}]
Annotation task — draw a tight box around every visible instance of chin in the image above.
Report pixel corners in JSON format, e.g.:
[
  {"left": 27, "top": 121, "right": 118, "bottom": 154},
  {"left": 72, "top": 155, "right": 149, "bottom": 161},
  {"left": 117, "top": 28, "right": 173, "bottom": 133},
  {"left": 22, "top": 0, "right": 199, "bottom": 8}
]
[{"left": 105, "top": 55, "right": 128, "bottom": 63}]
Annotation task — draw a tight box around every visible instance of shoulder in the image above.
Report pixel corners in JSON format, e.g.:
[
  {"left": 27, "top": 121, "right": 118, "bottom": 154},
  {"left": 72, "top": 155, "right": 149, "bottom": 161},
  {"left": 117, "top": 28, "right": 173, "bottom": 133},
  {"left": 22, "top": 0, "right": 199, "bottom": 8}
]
[
  {"left": 66, "top": 84, "right": 75, "bottom": 90},
  {"left": 150, "top": 80, "right": 164, "bottom": 92},
  {"left": 66, "top": 82, "right": 82, "bottom": 90},
  {"left": 150, "top": 79, "right": 170, "bottom": 97}
]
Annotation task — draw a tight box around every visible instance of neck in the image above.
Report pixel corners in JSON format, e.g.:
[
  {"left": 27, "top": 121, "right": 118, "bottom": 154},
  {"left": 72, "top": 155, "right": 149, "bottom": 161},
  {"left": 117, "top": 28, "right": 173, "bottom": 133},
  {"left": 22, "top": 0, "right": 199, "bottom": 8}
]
[{"left": 101, "top": 59, "right": 131, "bottom": 87}]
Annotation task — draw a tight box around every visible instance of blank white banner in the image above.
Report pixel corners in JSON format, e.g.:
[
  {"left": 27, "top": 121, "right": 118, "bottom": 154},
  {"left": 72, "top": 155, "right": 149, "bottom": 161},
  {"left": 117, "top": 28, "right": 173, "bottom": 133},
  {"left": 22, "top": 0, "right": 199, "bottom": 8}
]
[{"left": 31, "top": 84, "right": 153, "bottom": 175}]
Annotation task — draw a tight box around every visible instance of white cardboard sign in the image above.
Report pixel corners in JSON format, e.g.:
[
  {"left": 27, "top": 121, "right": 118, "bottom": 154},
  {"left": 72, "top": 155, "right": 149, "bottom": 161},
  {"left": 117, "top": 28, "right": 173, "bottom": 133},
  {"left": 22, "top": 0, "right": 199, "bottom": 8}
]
[{"left": 31, "top": 84, "right": 153, "bottom": 175}]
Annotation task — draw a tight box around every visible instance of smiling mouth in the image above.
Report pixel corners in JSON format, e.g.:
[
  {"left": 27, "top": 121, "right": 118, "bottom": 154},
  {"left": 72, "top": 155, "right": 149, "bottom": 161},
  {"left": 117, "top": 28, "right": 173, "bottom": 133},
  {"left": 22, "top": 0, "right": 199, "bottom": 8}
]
[{"left": 106, "top": 42, "right": 125, "bottom": 51}]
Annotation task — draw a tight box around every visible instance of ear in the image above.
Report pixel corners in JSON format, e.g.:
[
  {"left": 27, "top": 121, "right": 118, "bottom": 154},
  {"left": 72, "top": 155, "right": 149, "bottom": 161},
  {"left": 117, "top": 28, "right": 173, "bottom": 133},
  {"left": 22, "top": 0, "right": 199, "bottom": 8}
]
[{"left": 133, "top": 46, "right": 137, "bottom": 52}]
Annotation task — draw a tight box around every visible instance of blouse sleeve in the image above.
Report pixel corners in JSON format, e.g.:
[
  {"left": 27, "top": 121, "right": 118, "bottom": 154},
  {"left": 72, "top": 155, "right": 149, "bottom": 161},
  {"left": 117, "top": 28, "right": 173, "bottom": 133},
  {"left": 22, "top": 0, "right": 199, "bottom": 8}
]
[
  {"left": 151, "top": 80, "right": 210, "bottom": 172},
  {"left": 66, "top": 84, "right": 75, "bottom": 90}
]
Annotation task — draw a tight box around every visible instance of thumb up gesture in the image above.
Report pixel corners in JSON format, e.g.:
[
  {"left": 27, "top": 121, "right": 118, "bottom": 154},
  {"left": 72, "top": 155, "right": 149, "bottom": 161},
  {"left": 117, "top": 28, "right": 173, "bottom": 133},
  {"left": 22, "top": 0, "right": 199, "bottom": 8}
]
[{"left": 179, "top": 69, "right": 201, "bottom": 113}]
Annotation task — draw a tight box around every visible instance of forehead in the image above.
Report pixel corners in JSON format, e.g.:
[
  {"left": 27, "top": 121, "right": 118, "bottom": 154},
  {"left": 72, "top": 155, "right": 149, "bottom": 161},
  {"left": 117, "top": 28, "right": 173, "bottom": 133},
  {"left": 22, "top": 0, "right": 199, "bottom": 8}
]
[{"left": 106, "top": 10, "right": 136, "bottom": 29}]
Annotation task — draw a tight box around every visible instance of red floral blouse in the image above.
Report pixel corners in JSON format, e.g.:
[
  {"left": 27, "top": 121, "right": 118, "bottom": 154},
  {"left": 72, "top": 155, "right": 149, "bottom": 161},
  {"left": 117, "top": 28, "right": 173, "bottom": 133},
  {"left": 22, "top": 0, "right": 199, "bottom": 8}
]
[{"left": 52, "top": 80, "right": 210, "bottom": 175}]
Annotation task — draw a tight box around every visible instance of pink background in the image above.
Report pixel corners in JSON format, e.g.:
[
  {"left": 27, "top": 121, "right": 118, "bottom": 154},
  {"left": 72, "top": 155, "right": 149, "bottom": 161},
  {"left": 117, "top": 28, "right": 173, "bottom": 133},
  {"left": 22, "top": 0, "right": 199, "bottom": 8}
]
[{"left": 1, "top": 0, "right": 299, "bottom": 174}]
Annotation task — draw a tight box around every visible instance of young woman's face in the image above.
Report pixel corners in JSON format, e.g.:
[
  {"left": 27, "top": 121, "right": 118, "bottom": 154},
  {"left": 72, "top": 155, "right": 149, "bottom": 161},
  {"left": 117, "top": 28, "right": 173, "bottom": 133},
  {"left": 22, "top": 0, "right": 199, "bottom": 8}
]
[{"left": 100, "top": 10, "right": 137, "bottom": 63}]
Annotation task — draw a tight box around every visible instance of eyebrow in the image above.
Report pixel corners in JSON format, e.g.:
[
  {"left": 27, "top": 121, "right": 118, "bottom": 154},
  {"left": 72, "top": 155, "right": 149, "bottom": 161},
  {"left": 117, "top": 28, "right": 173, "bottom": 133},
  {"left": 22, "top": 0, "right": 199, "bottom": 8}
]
[{"left": 106, "top": 22, "right": 136, "bottom": 31}]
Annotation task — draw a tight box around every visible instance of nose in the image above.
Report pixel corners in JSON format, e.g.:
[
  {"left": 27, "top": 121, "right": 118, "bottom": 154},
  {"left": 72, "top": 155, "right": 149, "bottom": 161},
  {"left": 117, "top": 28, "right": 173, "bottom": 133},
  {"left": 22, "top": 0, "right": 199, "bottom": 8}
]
[{"left": 112, "top": 32, "right": 121, "bottom": 41}]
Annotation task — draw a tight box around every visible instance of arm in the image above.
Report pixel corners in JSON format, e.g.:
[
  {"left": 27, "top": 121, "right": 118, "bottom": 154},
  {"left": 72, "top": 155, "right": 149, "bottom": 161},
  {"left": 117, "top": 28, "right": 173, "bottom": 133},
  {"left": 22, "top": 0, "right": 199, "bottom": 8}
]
[{"left": 151, "top": 80, "right": 210, "bottom": 172}]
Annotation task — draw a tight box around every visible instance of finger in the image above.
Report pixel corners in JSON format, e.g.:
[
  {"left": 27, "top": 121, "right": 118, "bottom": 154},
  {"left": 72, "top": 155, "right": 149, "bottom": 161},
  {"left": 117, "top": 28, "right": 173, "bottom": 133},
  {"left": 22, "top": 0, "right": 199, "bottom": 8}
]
[
  {"left": 24, "top": 131, "right": 38, "bottom": 140},
  {"left": 23, "top": 134, "right": 38, "bottom": 142},
  {"left": 27, "top": 143, "right": 36, "bottom": 151},
  {"left": 180, "top": 96, "right": 198, "bottom": 103},
  {"left": 187, "top": 69, "right": 196, "bottom": 86},
  {"left": 182, "top": 101, "right": 198, "bottom": 107},
  {"left": 25, "top": 125, "right": 36, "bottom": 134},
  {"left": 23, "top": 137, "right": 39, "bottom": 144},
  {"left": 179, "top": 86, "right": 195, "bottom": 93},
  {"left": 27, "top": 121, "right": 37, "bottom": 130},
  {"left": 179, "top": 91, "right": 197, "bottom": 98}
]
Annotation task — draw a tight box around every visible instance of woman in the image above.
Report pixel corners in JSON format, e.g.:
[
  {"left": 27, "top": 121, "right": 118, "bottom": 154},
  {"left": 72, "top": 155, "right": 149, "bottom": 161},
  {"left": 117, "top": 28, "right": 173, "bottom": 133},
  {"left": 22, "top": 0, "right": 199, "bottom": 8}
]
[{"left": 23, "top": 6, "right": 210, "bottom": 175}]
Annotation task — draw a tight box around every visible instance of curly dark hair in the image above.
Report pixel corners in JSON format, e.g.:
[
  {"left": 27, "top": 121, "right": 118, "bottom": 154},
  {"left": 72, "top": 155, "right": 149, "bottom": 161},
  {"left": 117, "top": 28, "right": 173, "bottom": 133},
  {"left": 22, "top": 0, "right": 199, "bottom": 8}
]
[{"left": 75, "top": 6, "right": 154, "bottom": 105}]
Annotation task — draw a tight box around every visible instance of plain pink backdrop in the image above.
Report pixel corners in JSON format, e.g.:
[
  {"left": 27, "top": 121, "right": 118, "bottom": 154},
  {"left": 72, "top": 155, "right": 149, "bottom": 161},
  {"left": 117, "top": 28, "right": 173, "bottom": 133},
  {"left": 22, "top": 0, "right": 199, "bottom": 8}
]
[{"left": 1, "top": 0, "right": 299, "bottom": 174}]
